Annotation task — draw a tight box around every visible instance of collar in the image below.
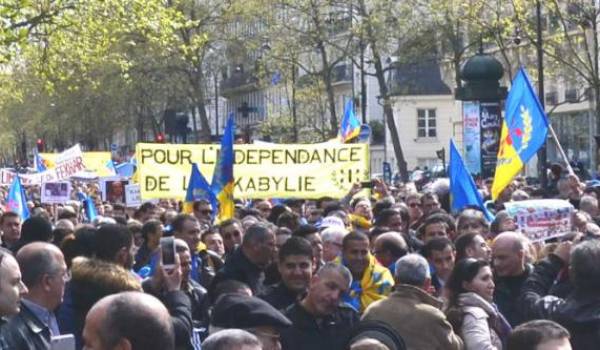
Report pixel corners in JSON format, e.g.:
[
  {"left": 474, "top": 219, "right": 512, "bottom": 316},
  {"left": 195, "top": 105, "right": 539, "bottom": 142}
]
[
  {"left": 391, "top": 284, "right": 443, "bottom": 309},
  {"left": 20, "top": 300, "right": 52, "bottom": 334},
  {"left": 232, "top": 247, "right": 262, "bottom": 274}
]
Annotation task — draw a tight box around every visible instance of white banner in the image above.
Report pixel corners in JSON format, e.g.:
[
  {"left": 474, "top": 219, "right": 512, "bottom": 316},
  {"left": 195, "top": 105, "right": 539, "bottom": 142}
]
[
  {"left": 125, "top": 184, "right": 142, "bottom": 208},
  {"left": 41, "top": 182, "right": 72, "bottom": 204}
]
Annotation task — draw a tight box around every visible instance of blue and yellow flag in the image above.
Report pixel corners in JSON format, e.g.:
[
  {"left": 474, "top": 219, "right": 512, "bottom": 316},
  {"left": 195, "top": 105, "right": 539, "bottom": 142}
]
[
  {"left": 450, "top": 139, "right": 494, "bottom": 221},
  {"left": 492, "top": 68, "right": 549, "bottom": 200},
  {"left": 211, "top": 113, "right": 235, "bottom": 221},
  {"left": 33, "top": 149, "right": 48, "bottom": 173},
  {"left": 339, "top": 99, "right": 361, "bottom": 143},
  {"left": 6, "top": 176, "right": 30, "bottom": 220},
  {"left": 183, "top": 163, "right": 218, "bottom": 216}
]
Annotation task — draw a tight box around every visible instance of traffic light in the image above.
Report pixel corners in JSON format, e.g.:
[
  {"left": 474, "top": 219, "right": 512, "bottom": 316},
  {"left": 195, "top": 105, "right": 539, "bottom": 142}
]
[
  {"left": 36, "top": 138, "right": 45, "bottom": 152},
  {"left": 156, "top": 133, "right": 165, "bottom": 143}
]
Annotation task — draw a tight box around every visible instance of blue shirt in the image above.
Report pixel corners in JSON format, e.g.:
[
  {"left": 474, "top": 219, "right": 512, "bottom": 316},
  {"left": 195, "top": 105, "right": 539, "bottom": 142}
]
[{"left": 22, "top": 299, "right": 60, "bottom": 337}]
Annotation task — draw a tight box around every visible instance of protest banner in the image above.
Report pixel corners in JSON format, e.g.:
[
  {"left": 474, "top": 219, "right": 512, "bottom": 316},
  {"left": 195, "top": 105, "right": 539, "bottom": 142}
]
[
  {"left": 135, "top": 142, "right": 370, "bottom": 200},
  {"left": 504, "top": 199, "right": 574, "bottom": 242},
  {"left": 41, "top": 151, "right": 114, "bottom": 177},
  {"left": 125, "top": 184, "right": 142, "bottom": 207},
  {"left": 53, "top": 144, "right": 86, "bottom": 180},
  {"left": 100, "top": 176, "right": 129, "bottom": 204},
  {"left": 41, "top": 182, "right": 72, "bottom": 204}
]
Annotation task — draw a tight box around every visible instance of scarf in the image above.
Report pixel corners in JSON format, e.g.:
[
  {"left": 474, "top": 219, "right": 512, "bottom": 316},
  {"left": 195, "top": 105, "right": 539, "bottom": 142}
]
[{"left": 338, "top": 254, "right": 394, "bottom": 313}]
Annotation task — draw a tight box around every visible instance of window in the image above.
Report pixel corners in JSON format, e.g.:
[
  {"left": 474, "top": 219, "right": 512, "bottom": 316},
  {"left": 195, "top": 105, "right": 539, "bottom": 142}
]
[{"left": 417, "top": 109, "right": 437, "bottom": 138}]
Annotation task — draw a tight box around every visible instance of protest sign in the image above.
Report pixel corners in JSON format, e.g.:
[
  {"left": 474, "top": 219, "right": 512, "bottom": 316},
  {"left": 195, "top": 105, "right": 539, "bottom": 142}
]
[
  {"left": 125, "top": 184, "right": 142, "bottom": 207},
  {"left": 53, "top": 144, "right": 86, "bottom": 180},
  {"left": 135, "top": 142, "right": 370, "bottom": 200},
  {"left": 100, "top": 177, "right": 129, "bottom": 204},
  {"left": 504, "top": 199, "right": 574, "bottom": 242},
  {"left": 41, "top": 151, "right": 114, "bottom": 177},
  {"left": 41, "top": 182, "right": 71, "bottom": 204}
]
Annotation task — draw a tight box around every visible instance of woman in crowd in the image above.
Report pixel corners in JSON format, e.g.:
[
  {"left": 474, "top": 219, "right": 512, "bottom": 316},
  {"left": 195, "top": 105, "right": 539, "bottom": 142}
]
[{"left": 445, "top": 258, "right": 511, "bottom": 350}]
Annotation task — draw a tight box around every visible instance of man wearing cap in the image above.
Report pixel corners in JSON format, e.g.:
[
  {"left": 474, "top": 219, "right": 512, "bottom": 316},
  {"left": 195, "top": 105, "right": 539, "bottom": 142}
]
[
  {"left": 210, "top": 294, "right": 291, "bottom": 350},
  {"left": 260, "top": 237, "right": 313, "bottom": 311},
  {"left": 280, "top": 262, "right": 359, "bottom": 350}
]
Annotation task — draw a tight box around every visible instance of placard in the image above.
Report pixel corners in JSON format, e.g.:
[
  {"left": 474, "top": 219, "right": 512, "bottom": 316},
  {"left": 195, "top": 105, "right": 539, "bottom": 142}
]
[
  {"left": 41, "top": 182, "right": 72, "bottom": 204},
  {"left": 100, "top": 177, "right": 129, "bottom": 204},
  {"left": 504, "top": 199, "right": 574, "bottom": 242},
  {"left": 125, "top": 184, "right": 142, "bottom": 207}
]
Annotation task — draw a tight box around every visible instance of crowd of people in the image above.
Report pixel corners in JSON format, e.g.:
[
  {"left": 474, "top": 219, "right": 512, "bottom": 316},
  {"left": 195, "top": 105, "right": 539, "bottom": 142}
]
[{"left": 0, "top": 173, "right": 598, "bottom": 350}]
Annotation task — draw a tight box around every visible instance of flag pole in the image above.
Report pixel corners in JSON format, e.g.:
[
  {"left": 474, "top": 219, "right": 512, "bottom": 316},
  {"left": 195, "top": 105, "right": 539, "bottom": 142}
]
[{"left": 547, "top": 123, "right": 575, "bottom": 175}]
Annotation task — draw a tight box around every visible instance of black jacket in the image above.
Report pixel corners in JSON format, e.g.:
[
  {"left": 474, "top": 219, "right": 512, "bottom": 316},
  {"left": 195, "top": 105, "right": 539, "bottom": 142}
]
[
  {"left": 0, "top": 318, "right": 12, "bottom": 350},
  {"left": 210, "top": 247, "right": 266, "bottom": 295},
  {"left": 184, "top": 279, "right": 209, "bottom": 329},
  {"left": 3, "top": 303, "right": 52, "bottom": 350},
  {"left": 259, "top": 282, "right": 302, "bottom": 312},
  {"left": 493, "top": 263, "right": 532, "bottom": 326},
  {"left": 520, "top": 254, "right": 600, "bottom": 350},
  {"left": 280, "top": 302, "right": 359, "bottom": 350}
]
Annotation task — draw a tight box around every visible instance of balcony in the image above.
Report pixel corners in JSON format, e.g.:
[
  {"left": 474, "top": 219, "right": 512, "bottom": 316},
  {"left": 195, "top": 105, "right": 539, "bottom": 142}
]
[
  {"left": 220, "top": 70, "right": 260, "bottom": 98},
  {"left": 331, "top": 64, "right": 352, "bottom": 85}
]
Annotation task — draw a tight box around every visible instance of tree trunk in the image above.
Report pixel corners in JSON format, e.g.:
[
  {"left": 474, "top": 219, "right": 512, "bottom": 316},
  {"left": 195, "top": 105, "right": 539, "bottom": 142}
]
[
  {"left": 358, "top": 0, "right": 408, "bottom": 181},
  {"left": 189, "top": 70, "right": 212, "bottom": 142}
]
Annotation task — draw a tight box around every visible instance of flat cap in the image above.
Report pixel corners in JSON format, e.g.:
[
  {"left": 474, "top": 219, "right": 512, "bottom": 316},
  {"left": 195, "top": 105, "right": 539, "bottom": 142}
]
[{"left": 211, "top": 294, "right": 292, "bottom": 329}]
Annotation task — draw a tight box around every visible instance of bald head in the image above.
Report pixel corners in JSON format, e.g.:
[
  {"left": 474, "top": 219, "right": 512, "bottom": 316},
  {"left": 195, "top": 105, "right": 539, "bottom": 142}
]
[
  {"left": 492, "top": 232, "right": 527, "bottom": 277},
  {"left": 84, "top": 291, "right": 174, "bottom": 350},
  {"left": 17, "top": 242, "right": 66, "bottom": 310}
]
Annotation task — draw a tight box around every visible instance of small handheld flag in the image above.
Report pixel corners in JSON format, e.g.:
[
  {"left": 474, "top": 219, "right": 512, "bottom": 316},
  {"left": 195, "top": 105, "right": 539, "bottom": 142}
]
[
  {"left": 211, "top": 113, "right": 236, "bottom": 221},
  {"left": 339, "top": 99, "right": 361, "bottom": 143},
  {"left": 492, "top": 67, "right": 549, "bottom": 199},
  {"left": 6, "top": 176, "right": 30, "bottom": 220},
  {"left": 449, "top": 139, "right": 494, "bottom": 221},
  {"left": 33, "top": 149, "right": 48, "bottom": 173},
  {"left": 183, "top": 163, "right": 218, "bottom": 217}
]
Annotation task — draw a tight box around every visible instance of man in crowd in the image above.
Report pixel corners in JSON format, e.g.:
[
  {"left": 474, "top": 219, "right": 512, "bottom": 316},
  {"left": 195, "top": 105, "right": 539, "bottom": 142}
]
[
  {"left": 94, "top": 223, "right": 135, "bottom": 270},
  {"left": 362, "top": 254, "right": 463, "bottom": 349},
  {"left": 280, "top": 263, "right": 359, "bottom": 350},
  {"left": 211, "top": 223, "right": 276, "bottom": 295},
  {"left": 253, "top": 200, "right": 273, "bottom": 220},
  {"left": 4, "top": 242, "right": 68, "bottom": 348},
  {"left": 210, "top": 293, "right": 291, "bottom": 350},
  {"left": 508, "top": 320, "right": 572, "bottom": 350},
  {"left": 493, "top": 231, "right": 532, "bottom": 326},
  {"left": 218, "top": 219, "right": 244, "bottom": 256},
  {"left": 520, "top": 240, "right": 600, "bottom": 349},
  {"left": 293, "top": 225, "right": 324, "bottom": 270},
  {"left": 418, "top": 215, "right": 450, "bottom": 243},
  {"left": 422, "top": 237, "right": 455, "bottom": 296},
  {"left": 173, "top": 214, "right": 203, "bottom": 283},
  {"left": 174, "top": 238, "right": 209, "bottom": 329},
  {"left": 202, "top": 229, "right": 225, "bottom": 259},
  {"left": 454, "top": 232, "right": 492, "bottom": 262},
  {"left": 133, "top": 219, "right": 163, "bottom": 272},
  {"left": 260, "top": 237, "right": 313, "bottom": 310},
  {"left": 372, "top": 232, "right": 408, "bottom": 275},
  {"left": 83, "top": 292, "right": 175, "bottom": 350},
  {"left": 202, "top": 329, "right": 261, "bottom": 350},
  {"left": 340, "top": 232, "right": 394, "bottom": 312},
  {"left": 420, "top": 192, "right": 441, "bottom": 216},
  {"left": 0, "top": 247, "right": 28, "bottom": 349},
  {"left": 0, "top": 212, "right": 21, "bottom": 250},
  {"left": 193, "top": 199, "right": 214, "bottom": 226}
]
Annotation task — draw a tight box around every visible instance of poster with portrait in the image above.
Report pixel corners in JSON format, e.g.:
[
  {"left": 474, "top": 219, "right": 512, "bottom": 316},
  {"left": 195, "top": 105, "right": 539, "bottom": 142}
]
[
  {"left": 41, "top": 182, "right": 72, "bottom": 204},
  {"left": 100, "top": 177, "right": 129, "bottom": 204},
  {"left": 480, "top": 102, "right": 502, "bottom": 178}
]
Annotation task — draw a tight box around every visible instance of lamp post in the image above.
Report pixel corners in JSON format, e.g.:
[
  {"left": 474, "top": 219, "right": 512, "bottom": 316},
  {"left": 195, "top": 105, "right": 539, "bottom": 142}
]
[{"left": 536, "top": 0, "right": 548, "bottom": 192}]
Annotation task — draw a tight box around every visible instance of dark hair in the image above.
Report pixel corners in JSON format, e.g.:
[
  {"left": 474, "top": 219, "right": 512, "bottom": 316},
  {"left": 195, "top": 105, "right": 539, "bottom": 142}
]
[
  {"left": 19, "top": 216, "right": 53, "bottom": 245},
  {"left": 374, "top": 208, "right": 400, "bottom": 227},
  {"left": 276, "top": 211, "right": 300, "bottom": 231},
  {"left": 490, "top": 211, "right": 511, "bottom": 236},
  {"left": 94, "top": 224, "right": 133, "bottom": 262},
  {"left": 342, "top": 231, "right": 369, "bottom": 250},
  {"left": 242, "top": 223, "right": 273, "bottom": 246},
  {"left": 171, "top": 214, "right": 197, "bottom": 234},
  {"left": 454, "top": 232, "right": 479, "bottom": 261},
  {"left": 279, "top": 236, "right": 313, "bottom": 262},
  {"left": 52, "top": 228, "right": 72, "bottom": 246},
  {"left": 417, "top": 214, "right": 450, "bottom": 238},
  {"left": 445, "top": 258, "right": 491, "bottom": 331},
  {"left": 192, "top": 199, "right": 211, "bottom": 211},
  {"left": 58, "top": 210, "right": 77, "bottom": 220},
  {"left": 141, "top": 220, "right": 162, "bottom": 241},
  {"left": 372, "top": 199, "right": 394, "bottom": 221},
  {"left": 422, "top": 237, "right": 454, "bottom": 259},
  {"left": 376, "top": 234, "right": 408, "bottom": 259},
  {"left": 17, "top": 244, "right": 62, "bottom": 288},
  {"left": 0, "top": 211, "right": 19, "bottom": 225},
  {"left": 508, "top": 320, "right": 570, "bottom": 350},
  {"left": 457, "top": 209, "right": 489, "bottom": 233},
  {"left": 61, "top": 226, "right": 97, "bottom": 269},
  {"left": 267, "top": 205, "right": 288, "bottom": 224},
  {"left": 316, "top": 197, "right": 334, "bottom": 210},
  {"left": 292, "top": 224, "right": 319, "bottom": 239},
  {"left": 571, "top": 240, "right": 600, "bottom": 292},
  {"left": 211, "top": 279, "right": 251, "bottom": 304},
  {"left": 99, "top": 294, "right": 175, "bottom": 350},
  {"left": 350, "top": 197, "right": 369, "bottom": 210},
  {"left": 322, "top": 203, "right": 344, "bottom": 218},
  {"left": 139, "top": 202, "right": 157, "bottom": 213}
]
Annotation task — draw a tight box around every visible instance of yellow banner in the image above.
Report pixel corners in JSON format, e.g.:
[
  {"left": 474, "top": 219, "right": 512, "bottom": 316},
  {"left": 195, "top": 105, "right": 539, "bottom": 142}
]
[
  {"left": 41, "top": 152, "right": 114, "bottom": 177},
  {"left": 135, "top": 142, "right": 370, "bottom": 200}
]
